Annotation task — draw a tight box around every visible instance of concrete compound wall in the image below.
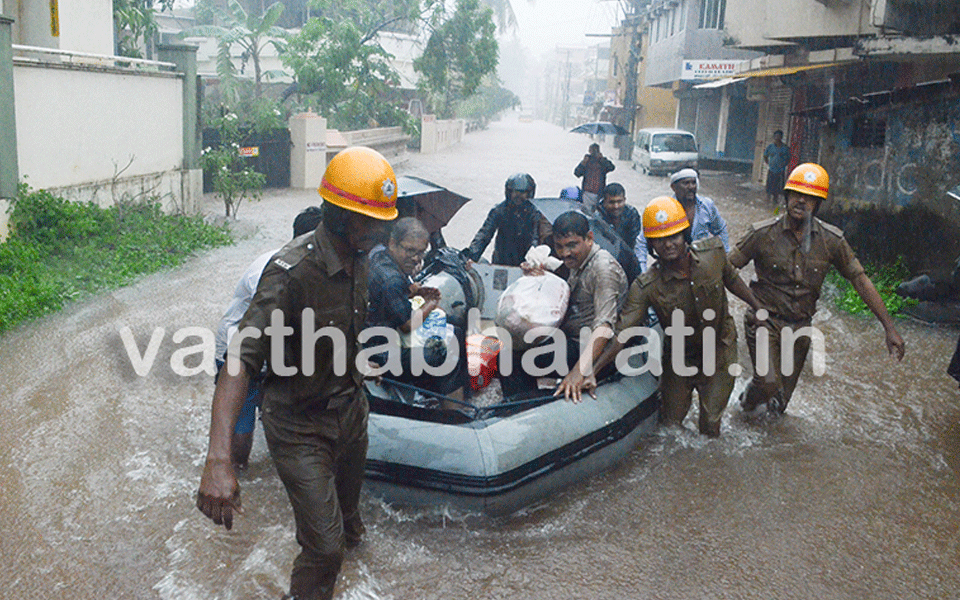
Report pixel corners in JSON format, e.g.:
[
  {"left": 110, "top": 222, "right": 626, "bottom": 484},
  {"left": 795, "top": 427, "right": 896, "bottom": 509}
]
[
  {"left": 420, "top": 116, "right": 465, "bottom": 154},
  {"left": 288, "top": 115, "right": 411, "bottom": 189},
  {"left": 1, "top": 59, "right": 196, "bottom": 236},
  {"left": 14, "top": 62, "right": 184, "bottom": 188},
  {"left": 826, "top": 98, "right": 960, "bottom": 211},
  {"left": 820, "top": 96, "right": 960, "bottom": 275}
]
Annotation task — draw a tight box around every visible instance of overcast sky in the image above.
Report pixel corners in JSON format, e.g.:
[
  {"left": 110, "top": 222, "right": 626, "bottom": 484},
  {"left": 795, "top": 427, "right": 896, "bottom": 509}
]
[{"left": 509, "top": 0, "right": 623, "bottom": 57}]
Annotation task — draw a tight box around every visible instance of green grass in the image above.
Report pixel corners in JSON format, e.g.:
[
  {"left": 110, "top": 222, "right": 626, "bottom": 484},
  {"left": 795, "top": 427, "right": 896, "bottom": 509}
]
[
  {"left": 0, "top": 186, "right": 232, "bottom": 333},
  {"left": 825, "top": 256, "right": 917, "bottom": 316}
]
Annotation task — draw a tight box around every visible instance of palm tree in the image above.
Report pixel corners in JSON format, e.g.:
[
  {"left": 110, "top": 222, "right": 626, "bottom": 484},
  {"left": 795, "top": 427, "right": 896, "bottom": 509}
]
[{"left": 184, "top": 0, "right": 286, "bottom": 98}]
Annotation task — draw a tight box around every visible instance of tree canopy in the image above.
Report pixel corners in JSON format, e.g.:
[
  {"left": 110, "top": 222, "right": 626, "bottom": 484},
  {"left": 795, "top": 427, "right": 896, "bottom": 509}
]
[
  {"left": 184, "top": 0, "right": 287, "bottom": 99},
  {"left": 280, "top": 15, "right": 410, "bottom": 130},
  {"left": 414, "top": 0, "right": 499, "bottom": 118},
  {"left": 186, "top": 0, "right": 505, "bottom": 130}
]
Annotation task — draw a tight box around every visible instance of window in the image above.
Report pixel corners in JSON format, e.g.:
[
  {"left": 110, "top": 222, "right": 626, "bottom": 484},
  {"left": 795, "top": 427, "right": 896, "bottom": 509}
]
[
  {"left": 851, "top": 117, "right": 886, "bottom": 148},
  {"left": 653, "top": 133, "right": 698, "bottom": 153},
  {"left": 699, "top": 0, "right": 725, "bottom": 29}
]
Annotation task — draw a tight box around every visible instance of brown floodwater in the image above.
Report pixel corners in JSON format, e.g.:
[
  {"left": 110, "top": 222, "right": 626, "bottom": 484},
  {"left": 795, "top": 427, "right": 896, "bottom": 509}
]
[{"left": 1, "top": 116, "right": 958, "bottom": 600}]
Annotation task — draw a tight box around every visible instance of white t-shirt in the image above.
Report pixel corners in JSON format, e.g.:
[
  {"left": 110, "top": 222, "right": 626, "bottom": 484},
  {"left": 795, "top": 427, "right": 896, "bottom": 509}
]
[{"left": 214, "top": 248, "right": 279, "bottom": 360}]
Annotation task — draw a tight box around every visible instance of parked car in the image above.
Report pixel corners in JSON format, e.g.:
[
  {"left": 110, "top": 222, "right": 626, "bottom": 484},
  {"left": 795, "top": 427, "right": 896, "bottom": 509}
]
[{"left": 632, "top": 128, "right": 699, "bottom": 176}]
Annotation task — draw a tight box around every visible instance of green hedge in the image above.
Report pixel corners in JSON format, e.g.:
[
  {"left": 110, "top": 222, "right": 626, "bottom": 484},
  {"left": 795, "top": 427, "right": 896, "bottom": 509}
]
[
  {"left": 825, "top": 256, "right": 916, "bottom": 316},
  {"left": 0, "top": 186, "right": 232, "bottom": 333}
]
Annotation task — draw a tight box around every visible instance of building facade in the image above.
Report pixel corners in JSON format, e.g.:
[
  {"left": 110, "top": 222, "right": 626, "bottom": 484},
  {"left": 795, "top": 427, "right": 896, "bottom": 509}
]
[
  {"left": 0, "top": 0, "right": 201, "bottom": 238},
  {"left": 641, "top": 0, "right": 761, "bottom": 168}
]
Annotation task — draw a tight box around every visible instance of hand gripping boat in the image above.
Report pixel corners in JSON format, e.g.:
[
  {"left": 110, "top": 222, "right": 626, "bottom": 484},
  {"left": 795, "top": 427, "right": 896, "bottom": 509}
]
[{"left": 362, "top": 243, "right": 660, "bottom": 516}]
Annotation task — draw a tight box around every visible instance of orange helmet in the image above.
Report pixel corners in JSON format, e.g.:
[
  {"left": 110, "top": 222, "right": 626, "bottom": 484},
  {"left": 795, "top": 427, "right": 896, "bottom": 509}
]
[
  {"left": 642, "top": 196, "right": 689, "bottom": 239},
  {"left": 318, "top": 147, "right": 398, "bottom": 220},
  {"left": 784, "top": 163, "right": 829, "bottom": 200}
]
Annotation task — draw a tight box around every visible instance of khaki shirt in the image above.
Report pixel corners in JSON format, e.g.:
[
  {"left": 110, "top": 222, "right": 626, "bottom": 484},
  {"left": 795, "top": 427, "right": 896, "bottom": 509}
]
[
  {"left": 728, "top": 215, "right": 865, "bottom": 322},
  {"left": 562, "top": 244, "right": 627, "bottom": 339},
  {"left": 237, "top": 227, "right": 368, "bottom": 411},
  {"left": 618, "top": 237, "right": 738, "bottom": 359}
]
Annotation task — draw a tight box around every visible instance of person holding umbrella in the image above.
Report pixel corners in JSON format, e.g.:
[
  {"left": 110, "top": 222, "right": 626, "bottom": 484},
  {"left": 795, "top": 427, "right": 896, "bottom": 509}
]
[{"left": 574, "top": 143, "right": 615, "bottom": 211}]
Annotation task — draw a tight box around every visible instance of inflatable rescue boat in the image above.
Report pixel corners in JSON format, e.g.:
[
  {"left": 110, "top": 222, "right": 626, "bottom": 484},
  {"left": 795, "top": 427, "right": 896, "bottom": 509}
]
[
  {"left": 362, "top": 250, "right": 660, "bottom": 515},
  {"left": 364, "top": 369, "right": 660, "bottom": 516},
  {"left": 363, "top": 190, "right": 659, "bottom": 514}
]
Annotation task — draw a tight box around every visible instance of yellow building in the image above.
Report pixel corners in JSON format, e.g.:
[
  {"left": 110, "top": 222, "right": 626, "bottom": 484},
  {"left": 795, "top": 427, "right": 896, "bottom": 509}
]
[{"left": 609, "top": 23, "right": 677, "bottom": 137}]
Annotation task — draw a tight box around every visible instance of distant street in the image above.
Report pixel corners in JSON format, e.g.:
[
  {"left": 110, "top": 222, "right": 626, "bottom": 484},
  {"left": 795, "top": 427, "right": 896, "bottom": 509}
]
[{"left": 0, "top": 113, "right": 958, "bottom": 600}]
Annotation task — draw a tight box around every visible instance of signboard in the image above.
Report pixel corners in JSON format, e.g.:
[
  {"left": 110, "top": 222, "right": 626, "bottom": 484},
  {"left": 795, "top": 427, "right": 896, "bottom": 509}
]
[
  {"left": 305, "top": 141, "right": 326, "bottom": 153},
  {"left": 681, "top": 60, "right": 744, "bottom": 80},
  {"left": 238, "top": 146, "right": 260, "bottom": 157}
]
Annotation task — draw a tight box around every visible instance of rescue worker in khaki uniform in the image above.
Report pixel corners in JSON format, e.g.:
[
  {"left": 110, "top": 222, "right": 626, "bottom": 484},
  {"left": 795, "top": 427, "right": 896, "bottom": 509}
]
[
  {"left": 570, "top": 196, "right": 759, "bottom": 436},
  {"left": 196, "top": 147, "right": 398, "bottom": 600},
  {"left": 729, "top": 163, "right": 906, "bottom": 415}
]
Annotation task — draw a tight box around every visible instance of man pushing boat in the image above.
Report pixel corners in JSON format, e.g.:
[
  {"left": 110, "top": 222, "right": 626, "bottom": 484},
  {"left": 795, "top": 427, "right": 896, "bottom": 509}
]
[{"left": 559, "top": 196, "right": 758, "bottom": 437}]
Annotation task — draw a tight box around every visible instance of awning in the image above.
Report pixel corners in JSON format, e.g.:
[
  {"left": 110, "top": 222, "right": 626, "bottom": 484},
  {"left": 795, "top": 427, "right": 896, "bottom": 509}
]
[
  {"left": 693, "top": 77, "right": 747, "bottom": 89},
  {"left": 735, "top": 61, "right": 855, "bottom": 78}
]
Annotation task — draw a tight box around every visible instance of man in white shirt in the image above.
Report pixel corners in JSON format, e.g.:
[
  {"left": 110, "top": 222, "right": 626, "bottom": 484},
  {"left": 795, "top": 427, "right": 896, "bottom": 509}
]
[{"left": 213, "top": 206, "right": 322, "bottom": 469}]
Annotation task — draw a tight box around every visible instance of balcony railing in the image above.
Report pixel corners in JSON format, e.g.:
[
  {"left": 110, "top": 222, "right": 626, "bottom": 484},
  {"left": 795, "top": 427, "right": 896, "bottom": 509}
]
[{"left": 12, "top": 44, "right": 177, "bottom": 72}]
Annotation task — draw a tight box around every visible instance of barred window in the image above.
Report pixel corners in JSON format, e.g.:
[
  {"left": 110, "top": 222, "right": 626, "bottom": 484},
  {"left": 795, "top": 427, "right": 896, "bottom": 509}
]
[
  {"left": 699, "top": 0, "right": 725, "bottom": 29},
  {"left": 851, "top": 117, "right": 886, "bottom": 148}
]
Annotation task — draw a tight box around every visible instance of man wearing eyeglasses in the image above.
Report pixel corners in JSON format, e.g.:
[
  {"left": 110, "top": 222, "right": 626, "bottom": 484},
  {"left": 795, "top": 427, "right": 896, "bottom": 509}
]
[{"left": 366, "top": 217, "right": 465, "bottom": 397}]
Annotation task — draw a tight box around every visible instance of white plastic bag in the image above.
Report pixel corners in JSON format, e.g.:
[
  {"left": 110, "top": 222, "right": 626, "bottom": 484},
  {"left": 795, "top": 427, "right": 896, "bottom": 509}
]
[
  {"left": 524, "top": 244, "right": 563, "bottom": 271},
  {"left": 495, "top": 272, "right": 570, "bottom": 346}
]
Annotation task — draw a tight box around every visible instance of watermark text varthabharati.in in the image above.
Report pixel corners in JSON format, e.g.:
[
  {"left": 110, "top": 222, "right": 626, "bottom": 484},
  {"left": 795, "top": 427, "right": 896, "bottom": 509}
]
[{"left": 118, "top": 308, "right": 825, "bottom": 379}]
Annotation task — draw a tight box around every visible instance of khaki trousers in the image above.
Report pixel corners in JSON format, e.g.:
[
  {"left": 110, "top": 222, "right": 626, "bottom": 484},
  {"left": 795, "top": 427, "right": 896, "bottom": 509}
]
[
  {"left": 659, "top": 342, "right": 737, "bottom": 436},
  {"left": 261, "top": 391, "right": 368, "bottom": 600},
  {"left": 742, "top": 311, "right": 813, "bottom": 413}
]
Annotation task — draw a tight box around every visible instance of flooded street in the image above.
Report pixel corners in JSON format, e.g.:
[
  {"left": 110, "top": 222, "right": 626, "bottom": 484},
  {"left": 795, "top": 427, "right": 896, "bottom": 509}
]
[{"left": 2, "top": 115, "right": 959, "bottom": 599}]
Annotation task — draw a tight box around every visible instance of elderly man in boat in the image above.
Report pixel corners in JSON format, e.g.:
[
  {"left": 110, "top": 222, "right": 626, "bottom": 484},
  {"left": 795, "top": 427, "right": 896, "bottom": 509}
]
[
  {"left": 509, "top": 210, "right": 627, "bottom": 396},
  {"left": 366, "top": 217, "right": 467, "bottom": 400}
]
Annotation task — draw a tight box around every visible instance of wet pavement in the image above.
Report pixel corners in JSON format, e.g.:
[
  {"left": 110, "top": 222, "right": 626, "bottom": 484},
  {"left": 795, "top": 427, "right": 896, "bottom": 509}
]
[{"left": 1, "top": 114, "right": 959, "bottom": 599}]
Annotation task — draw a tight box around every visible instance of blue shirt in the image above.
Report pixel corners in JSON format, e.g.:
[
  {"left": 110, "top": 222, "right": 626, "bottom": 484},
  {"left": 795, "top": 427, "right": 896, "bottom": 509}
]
[
  {"left": 764, "top": 143, "right": 791, "bottom": 174},
  {"left": 366, "top": 246, "right": 413, "bottom": 330},
  {"left": 634, "top": 194, "right": 730, "bottom": 271}
]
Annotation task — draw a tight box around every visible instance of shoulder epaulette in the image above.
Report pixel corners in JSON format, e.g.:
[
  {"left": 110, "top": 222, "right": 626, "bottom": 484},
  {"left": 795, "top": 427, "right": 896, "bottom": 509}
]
[
  {"left": 750, "top": 216, "right": 780, "bottom": 232},
  {"left": 637, "top": 268, "right": 658, "bottom": 288},
  {"left": 817, "top": 218, "right": 845, "bottom": 238},
  {"left": 271, "top": 235, "right": 312, "bottom": 271},
  {"left": 691, "top": 236, "right": 724, "bottom": 252}
]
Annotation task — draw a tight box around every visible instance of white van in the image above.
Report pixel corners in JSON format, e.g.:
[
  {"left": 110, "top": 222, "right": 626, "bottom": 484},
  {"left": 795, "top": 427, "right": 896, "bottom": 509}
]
[{"left": 632, "top": 128, "right": 699, "bottom": 176}]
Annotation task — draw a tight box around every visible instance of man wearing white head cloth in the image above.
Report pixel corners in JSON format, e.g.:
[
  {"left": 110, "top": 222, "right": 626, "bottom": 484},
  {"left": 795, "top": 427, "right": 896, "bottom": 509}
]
[{"left": 634, "top": 168, "right": 729, "bottom": 271}]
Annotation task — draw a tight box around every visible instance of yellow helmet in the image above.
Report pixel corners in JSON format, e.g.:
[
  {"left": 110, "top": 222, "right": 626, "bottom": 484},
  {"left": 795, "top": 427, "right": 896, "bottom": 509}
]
[
  {"left": 318, "top": 146, "right": 398, "bottom": 220},
  {"left": 643, "top": 196, "right": 690, "bottom": 239},
  {"left": 784, "top": 163, "right": 829, "bottom": 200}
]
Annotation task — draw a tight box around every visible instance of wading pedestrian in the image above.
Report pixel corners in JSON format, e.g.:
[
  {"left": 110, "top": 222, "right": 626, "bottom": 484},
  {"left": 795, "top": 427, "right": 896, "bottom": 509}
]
[
  {"left": 729, "top": 162, "right": 906, "bottom": 415},
  {"left": 197, "top": 146, "right": 398, "bottom": 600},
  {"left": 567, "top": 196, "right": 758, "bottom": 436}
]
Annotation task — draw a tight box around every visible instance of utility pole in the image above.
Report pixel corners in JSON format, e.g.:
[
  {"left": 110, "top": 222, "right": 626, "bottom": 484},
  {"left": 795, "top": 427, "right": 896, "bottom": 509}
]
[
  {"left": 617, "top": 0, "right": 648, "bottom": 159},
  {"left": 562, "top": 49, "right": 572, "bottom": 128}
]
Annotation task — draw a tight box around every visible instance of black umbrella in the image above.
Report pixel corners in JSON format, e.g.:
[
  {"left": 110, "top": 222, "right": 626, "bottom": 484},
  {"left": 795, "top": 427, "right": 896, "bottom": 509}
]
[
  {"left": 396, "top": 175, "right": 471, "bottom": 234},
  {"left": 530, "top": 197, "right": 641, "bottom": 284},
  {"left": 569, "top": 121, "right": 629, "bottom": 136}
]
